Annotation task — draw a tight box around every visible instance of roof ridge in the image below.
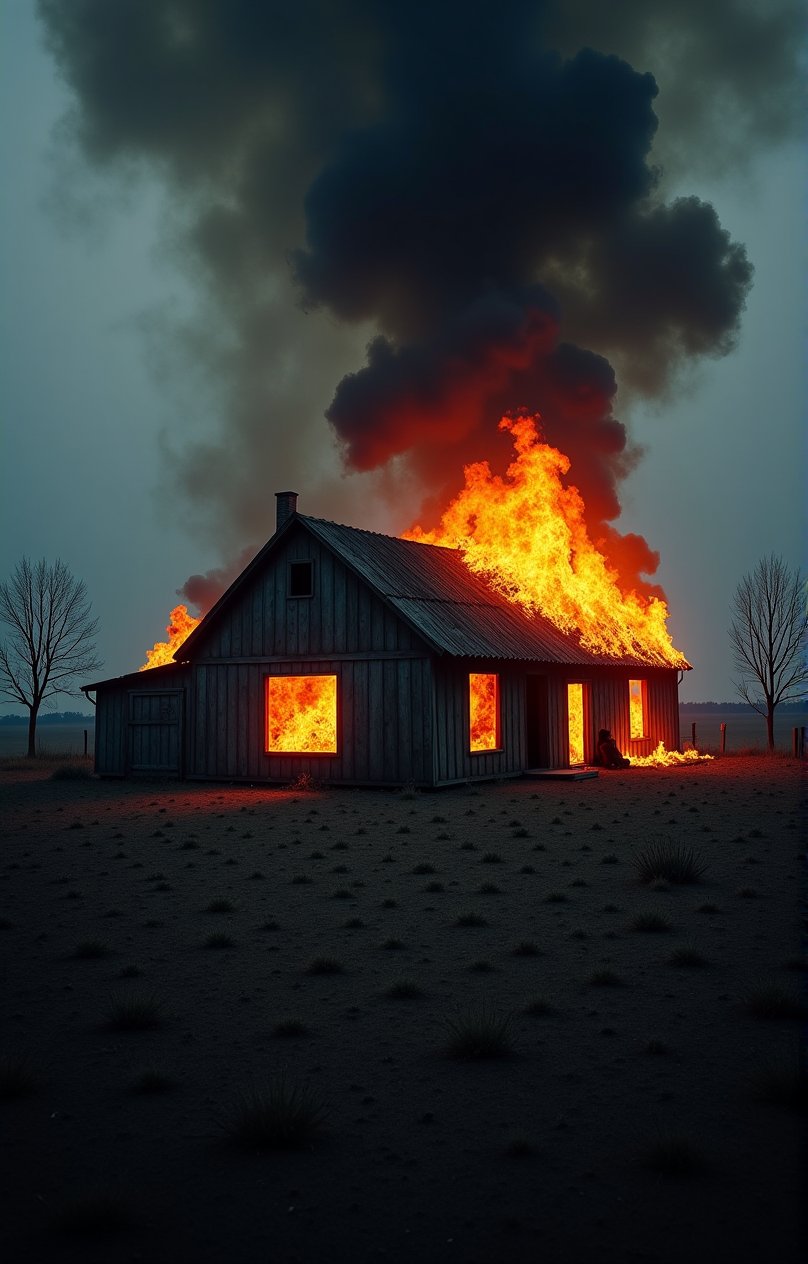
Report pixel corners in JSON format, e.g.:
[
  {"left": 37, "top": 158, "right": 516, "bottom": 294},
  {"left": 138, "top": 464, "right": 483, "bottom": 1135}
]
[{"left": 300, "top": 514, "right": 458, "bottom": 551}]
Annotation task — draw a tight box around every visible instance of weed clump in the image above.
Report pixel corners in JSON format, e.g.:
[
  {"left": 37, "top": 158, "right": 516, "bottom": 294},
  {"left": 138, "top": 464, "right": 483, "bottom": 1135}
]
[
  {"left": 443, "top": 1004, "right": 513, "bottom": 1059},
  {"left": 227, "top": 1076, "right": 327, "bottom": 1150},
  {"left": 633, "top": 838, "right": 708, "bottom": 885}
]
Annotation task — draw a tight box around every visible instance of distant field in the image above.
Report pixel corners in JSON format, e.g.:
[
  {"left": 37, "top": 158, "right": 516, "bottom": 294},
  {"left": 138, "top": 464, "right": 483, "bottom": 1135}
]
[
  {"left": 680, "top": 709, "right": 808, "bottom": 752},
  {"left": 1, "top": 710, "right": 804, "bottom": 759},
  {"left": 0, "top": 723, "right": 94, "bottom": 757}
]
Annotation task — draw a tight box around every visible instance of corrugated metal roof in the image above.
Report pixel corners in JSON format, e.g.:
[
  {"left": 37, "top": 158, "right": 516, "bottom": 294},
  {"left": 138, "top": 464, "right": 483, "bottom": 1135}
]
[{"left": 302, "top": 516, "right": 679, "bottom": 668}]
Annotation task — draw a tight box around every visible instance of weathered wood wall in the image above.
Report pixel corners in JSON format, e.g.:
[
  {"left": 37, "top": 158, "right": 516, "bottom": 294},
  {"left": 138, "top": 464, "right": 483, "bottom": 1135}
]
[
  {"left": 432, "top": 660, "right": 525, "bottom": 783},
  {"left": 189, "top": 657, "right": 434, "bottom": 785},
  {"left": 191, "top": 525, "right": 424, "bottom": 660},
  {"left": 94, "top": 666, "right": 190, "bottom": 776},
  {"left": 536, "top": 667, "right": 681, "bottom": 767}
]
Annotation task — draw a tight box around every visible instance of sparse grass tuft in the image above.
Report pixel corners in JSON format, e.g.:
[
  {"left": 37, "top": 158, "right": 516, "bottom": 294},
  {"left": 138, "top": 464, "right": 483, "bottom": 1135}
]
[
  {"left": 51, "top": 761, "right": 93, "bottom": 780},
  {"left": 205, "top": 899, "right": 234, "bottom": 914},
  {"left": 481, "top": 852, "right": 503, "bottom": 864},
  {"left": 478, "top": 882, "right": 502, "bottom": 895},
  {"left": 630, "top": 912, "right": 671, "bottom": 934},
  {"left": 412, "top": 862, "right": 436, "bottom": 875},
  {"left": 385, "top": 979, "right": 424, "bottom": 999},
  {"left": 524, "top": 997, "right": 553, "bottom": 1016},
  {"left": 272, "top": 1018, "right": 309, "bottom": 1038},
  {"left": 744, "top": 986, "right": 805, "bottom": 1020},
  {"left": 633, "top": 838, "right": 708, "bottom": 885},
  {"left": 227, "top": 1076, "right": 327, "bottom": 1150},
  {"left": 205, "top": 932, "right": 235, "bottom": 950},
  {"left": 304, "top": 956, "right": 344, "bottom": 975},
  {"left": 644, "top": 1039, "right": 668, "bottom": 1056},
  {"left": 589, "top": 968, "right": 621, "bottom": 987},
  {"left": 105, "top": 994, "right": 164, "bottom": 1031},
  {"left": 443, "top": 1004, "right": 513, "bottom": 1059},
  {"left": 455, "top": 911, "right": 488, "bottom": 927},
  {"left": 512, "top": 941, "right": 540, "bottom": 957}
]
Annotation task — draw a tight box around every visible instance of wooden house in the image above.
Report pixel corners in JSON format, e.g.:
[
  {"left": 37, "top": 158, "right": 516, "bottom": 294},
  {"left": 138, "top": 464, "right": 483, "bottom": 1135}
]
[{"left": 84, "top": 493, "right": 684, "bottom": 784}]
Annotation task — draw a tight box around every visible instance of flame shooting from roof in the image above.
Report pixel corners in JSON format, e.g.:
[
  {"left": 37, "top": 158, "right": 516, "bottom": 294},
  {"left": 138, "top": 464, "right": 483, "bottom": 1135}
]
[
  {"left": 140, "top": 604, "right": 201, "bottom": 671},
  {"left": 404, "top": 415, "right": 688, "bottom": 668}
]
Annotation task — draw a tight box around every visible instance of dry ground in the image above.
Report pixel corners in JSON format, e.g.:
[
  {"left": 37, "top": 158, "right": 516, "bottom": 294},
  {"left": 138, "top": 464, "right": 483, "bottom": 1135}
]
[{"left": 1, "top": 757, "right": 805, "bottom": 1264}]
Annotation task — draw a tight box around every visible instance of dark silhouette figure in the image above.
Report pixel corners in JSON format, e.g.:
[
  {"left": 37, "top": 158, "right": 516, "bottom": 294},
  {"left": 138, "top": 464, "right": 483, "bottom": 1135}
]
[{"left": 596, "top": 728, "right": 630, "bottom": 769}]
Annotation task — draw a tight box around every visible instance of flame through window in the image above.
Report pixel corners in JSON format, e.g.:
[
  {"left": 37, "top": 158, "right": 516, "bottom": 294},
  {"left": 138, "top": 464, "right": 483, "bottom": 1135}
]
[{"left": 266, "top": 675, "right": 337, "bottom": 753}]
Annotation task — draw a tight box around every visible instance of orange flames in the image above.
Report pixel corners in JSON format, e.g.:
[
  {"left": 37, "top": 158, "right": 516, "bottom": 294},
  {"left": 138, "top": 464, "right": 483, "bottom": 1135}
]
[
  {"left": 632, "top": 742, "right": 713, "bottom": 767},
  {"left": 469, "top": 673, "right": 499, "bottom": 751},
  {"left": 629, "top": 679, "right": 646, "bottom": 740},
  {"left": 404, "top": 415, "right": 687, "bottom": 667},
  {"left": 266, "top": 675, "right": 337, "bottom": 754},
  {"left": 567, "top": 683, "right": 585, "bottom": 764},
  {"left": 140, "top": 604, "right": 201, "bottom": 671}
]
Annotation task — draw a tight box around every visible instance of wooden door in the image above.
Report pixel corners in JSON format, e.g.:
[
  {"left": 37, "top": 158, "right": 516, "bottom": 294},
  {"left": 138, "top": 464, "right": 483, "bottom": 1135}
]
[{"left": 128, "top": 690, "right": 183, "bottom": 776}]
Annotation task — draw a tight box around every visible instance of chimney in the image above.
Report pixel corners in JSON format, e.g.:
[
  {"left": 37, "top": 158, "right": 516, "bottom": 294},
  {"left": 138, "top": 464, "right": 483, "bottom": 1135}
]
[{"left": 275, "top": 490, "right": 298, "bottom": 531}]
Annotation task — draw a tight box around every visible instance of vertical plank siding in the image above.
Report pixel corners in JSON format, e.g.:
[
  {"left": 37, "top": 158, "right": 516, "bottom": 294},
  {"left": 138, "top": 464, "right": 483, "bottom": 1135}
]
[{"left": 93, "top": 518, "right": 682, "bottom": 784}]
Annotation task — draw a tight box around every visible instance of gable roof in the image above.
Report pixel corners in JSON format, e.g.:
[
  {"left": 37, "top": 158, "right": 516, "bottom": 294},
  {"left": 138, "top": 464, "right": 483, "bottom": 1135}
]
[{"left": 177, "top": 513, "right": 685, "bottom": 670}]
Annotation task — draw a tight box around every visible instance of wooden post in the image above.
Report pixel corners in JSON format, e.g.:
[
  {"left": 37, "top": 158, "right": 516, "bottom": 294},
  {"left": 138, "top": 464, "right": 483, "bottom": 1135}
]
[
  {"left": 720, "top": 722, "right": 726, "bottom": 754},
  {"left": 84, "top": 729, "right": 88, "bottom": 757},
  {"left": 691, "top": 721, "right": 697, "bottom": 749},
  {"left": 793, "top": 726, "right": 806, "bottom": 759}
]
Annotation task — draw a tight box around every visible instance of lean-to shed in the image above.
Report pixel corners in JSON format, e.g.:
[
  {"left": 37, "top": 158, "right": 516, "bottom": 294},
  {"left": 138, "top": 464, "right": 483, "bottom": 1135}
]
[{"left": 84, "top": 494, "right": 684, "bottom": 784}]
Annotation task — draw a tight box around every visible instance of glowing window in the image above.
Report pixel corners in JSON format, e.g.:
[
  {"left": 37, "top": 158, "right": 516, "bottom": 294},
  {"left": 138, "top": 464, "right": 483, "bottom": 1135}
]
[
  {"left": 469, "top": 673, "right": 499, "bottom": 752},
  {"left": 266, "top": 675, "right": 337, "bottom": 754},
  {"left": 629, "top": 679, "right": 647, "bottom": 740},
  {"left": 567, "top": 683, "right": 584, "bottom": 765}
]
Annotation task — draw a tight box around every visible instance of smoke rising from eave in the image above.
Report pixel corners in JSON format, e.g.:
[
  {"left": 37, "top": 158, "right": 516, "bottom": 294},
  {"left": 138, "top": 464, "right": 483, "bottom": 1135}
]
[{"left": 38, "top": 0, "right": 798, "bottom": 607}]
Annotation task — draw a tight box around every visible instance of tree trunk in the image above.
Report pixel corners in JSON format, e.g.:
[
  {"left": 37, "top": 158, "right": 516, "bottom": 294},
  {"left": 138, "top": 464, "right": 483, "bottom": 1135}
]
[
  {"left": 26, "top": 704, "right": 39, "bottom": 758},
  {"left": 766, "top": 708, "right": 775, "bottom": 751}
]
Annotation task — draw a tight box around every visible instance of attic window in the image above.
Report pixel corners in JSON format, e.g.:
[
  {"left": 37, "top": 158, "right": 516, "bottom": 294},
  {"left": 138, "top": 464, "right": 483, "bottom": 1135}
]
[{"left": 289, "top": 560, "right": 313, "bottom": 597}]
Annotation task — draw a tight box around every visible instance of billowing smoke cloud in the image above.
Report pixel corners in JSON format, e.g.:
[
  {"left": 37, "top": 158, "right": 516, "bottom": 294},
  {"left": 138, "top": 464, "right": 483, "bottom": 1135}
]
[{"left": 38, "top": 0, "right": 798, "bottom": 604}]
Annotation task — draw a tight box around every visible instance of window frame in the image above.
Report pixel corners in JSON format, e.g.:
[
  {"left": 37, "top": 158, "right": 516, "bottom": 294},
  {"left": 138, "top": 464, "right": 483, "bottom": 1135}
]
[
  {"left": 264, "top": 672, "right": 339, "bottom": 756},
  {"left": 288, "top": 559, "right": 314, "bottom": 599},
  {"left": 628, "top": 678, "right": 649, "bottom": 741},
  {"left": 468, "top": 671, "right": 502, "bottom": 754}
]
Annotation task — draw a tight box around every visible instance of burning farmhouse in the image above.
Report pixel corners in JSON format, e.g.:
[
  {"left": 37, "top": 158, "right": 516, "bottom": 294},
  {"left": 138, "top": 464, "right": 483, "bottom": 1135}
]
[{"left": 84, "top": 423, "right": 691, "bottom": 784}]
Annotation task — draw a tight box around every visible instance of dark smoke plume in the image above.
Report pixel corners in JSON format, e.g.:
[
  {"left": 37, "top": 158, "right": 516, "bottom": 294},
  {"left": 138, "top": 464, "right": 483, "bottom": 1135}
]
[{"left": 38, "top": 0, "right": 798, "bottom": 604}]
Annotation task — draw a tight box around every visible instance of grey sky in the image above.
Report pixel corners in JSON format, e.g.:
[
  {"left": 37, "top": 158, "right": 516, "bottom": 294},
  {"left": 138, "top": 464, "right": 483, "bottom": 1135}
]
[{"left": 1, "top": 2, "right": 804, "bottom": 707}]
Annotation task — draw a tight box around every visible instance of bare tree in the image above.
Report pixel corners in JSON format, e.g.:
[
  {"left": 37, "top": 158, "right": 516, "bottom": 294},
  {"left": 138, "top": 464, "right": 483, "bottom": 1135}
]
[
  {"left": 0, "top": 558, "right": 102, "bottom": 758},
  {"left": 729, "top": 554, "right": 808, "bottom": 749}
]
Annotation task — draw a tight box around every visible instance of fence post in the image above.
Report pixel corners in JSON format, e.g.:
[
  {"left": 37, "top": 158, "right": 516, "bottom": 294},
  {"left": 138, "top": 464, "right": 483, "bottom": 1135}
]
[
  {"left": 691, "top": 721, "right": 697, "bottom": 749},
  {"left": 793, "top": 726, "right": 806, "bottom": 759},
  {"left": 720, "top": 722, "right": 726, "bottom": 754},
  {"left": 84, "top": 729, "right": 88, "bottom": 757}
]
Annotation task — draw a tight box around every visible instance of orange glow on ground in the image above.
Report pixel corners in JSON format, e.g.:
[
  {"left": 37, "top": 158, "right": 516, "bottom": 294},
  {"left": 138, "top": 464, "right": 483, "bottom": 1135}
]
[
  {"left": 629, "top": 679, "right": 646, "bottom": 739},
  {"left": 469, "top": 673, "right": 499, "bottom": 751},
  {"left": 404, "top": 415, "right": 688, "bottom": 668},
  {"left": 632, "top": 741, "right": 713, "bottom": 767},
  {"left": 266, "top": 675, "right": 337, "bottom": 754},
  {"left": 140, "top": 604, "right": 201, "bottom": 670},
  {"left": 568, "top": 683, "right": 585, "bottom": 764}
]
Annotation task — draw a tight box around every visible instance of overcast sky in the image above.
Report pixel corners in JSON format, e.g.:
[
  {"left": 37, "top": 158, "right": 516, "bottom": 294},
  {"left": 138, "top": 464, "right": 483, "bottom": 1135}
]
[{"left": 1, "top": 2, "right": 804, "bottom": 709}]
